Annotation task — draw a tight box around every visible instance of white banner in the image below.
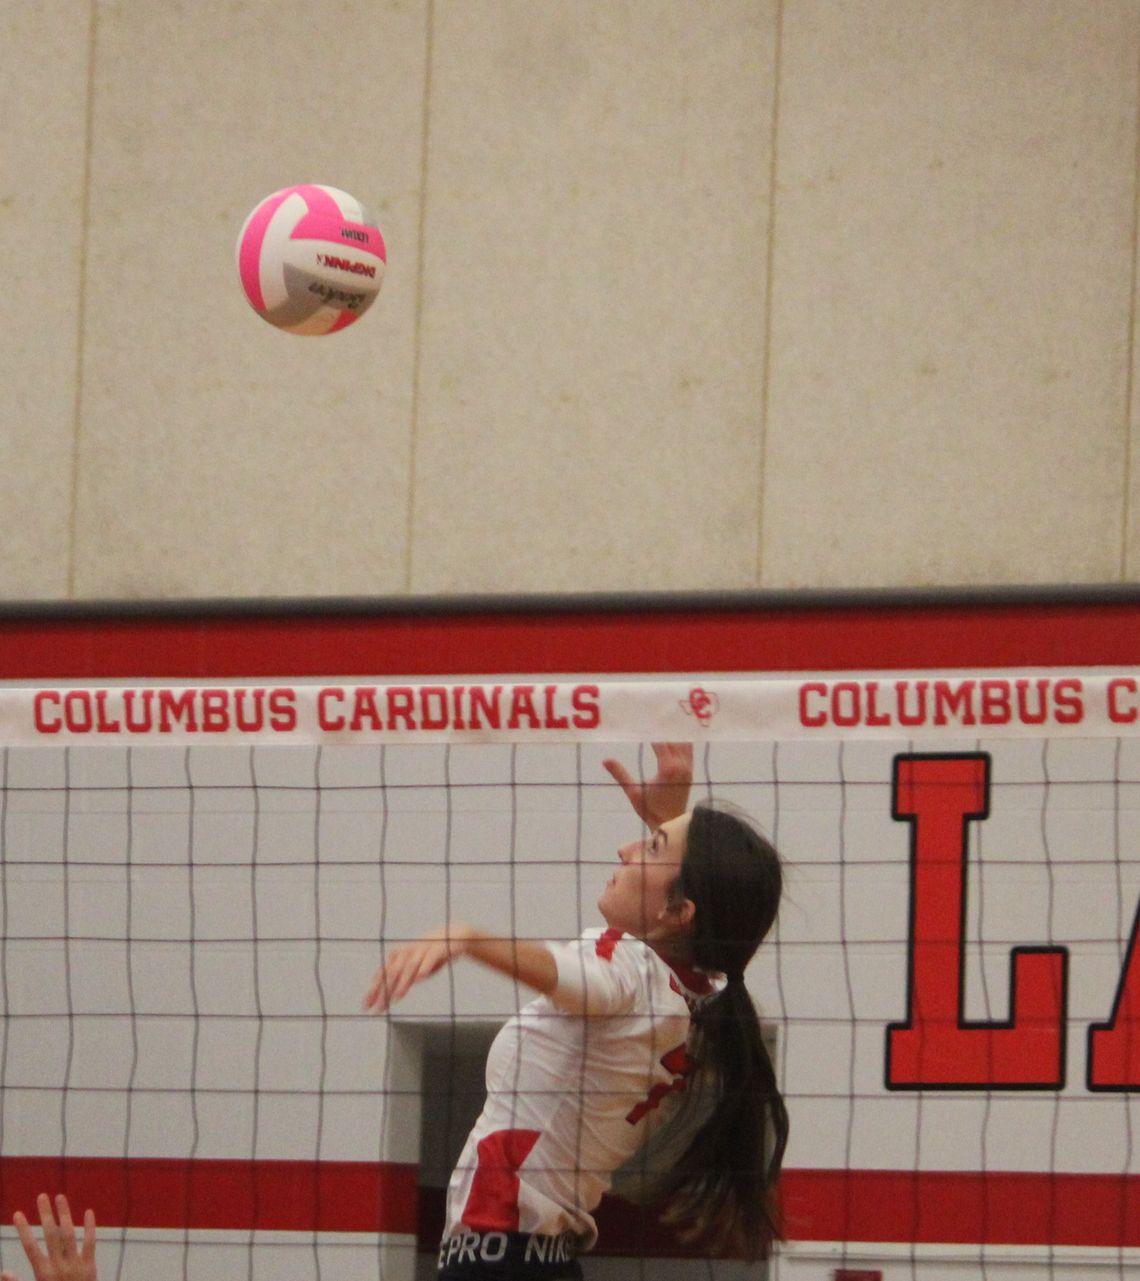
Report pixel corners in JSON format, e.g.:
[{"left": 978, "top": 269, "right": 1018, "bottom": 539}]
[{"left": 5, "top": 671, "right": 1140, "bottom": 744}]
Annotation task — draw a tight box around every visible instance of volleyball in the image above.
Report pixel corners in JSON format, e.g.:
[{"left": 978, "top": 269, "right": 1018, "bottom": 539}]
[{"left": 235, "top": 184, "right": 386, "bottom": 335}]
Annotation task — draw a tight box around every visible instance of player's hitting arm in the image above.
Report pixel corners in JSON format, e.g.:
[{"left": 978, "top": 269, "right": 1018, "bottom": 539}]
[
  {"left": 363, "top": 925, "right": 557, "bottom": 1013},
  {"left": 602, "top": 741, "right": 693, "bottom": 828}
]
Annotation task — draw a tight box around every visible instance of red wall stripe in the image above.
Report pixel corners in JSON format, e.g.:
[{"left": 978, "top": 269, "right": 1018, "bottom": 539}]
[
  {"left": 781, "top": 1168, "right": 1140, "bottom": 1249},
  {"left": 3, "top": 1160, "right": 1138, "bottom": 1249},
  {"left": 3, "top": 599, "right": 1140, "bottom": 679},
  {"left": 0, "top": 1157, "right": 418, "bottom": 1235}
]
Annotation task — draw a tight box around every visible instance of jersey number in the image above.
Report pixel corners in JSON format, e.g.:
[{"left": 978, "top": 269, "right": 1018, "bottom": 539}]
[{"left": 626, "top": 1044, "right": 696, "bottom": 1124}]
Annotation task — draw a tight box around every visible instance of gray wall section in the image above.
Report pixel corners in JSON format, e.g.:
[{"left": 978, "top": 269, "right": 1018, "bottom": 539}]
[{"left": 3, "top": 1, "right": 1139, "bottom": 599}]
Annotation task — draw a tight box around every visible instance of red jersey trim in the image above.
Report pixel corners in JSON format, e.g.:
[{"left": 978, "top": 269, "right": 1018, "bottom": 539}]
[
  {"left": 666, "top": 961, "right": 715, "bottom": 996},
  {"left": 460, "top": 1130, "right": 541, "bottom": 1232},
  {"left": 596, "top": 930, "right": 713, "bottom": 997},
  {"left": 595, "top": 928, "right": 624, "bottom": 961}
]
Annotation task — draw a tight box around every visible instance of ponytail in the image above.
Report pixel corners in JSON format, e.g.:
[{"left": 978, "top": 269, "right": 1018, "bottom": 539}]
[
  {"left": 656, "top": 802, "right": 788, "bottom": 1259},
  {"left": 658, "top": 981, "right": 788, "bottom": 1257}
]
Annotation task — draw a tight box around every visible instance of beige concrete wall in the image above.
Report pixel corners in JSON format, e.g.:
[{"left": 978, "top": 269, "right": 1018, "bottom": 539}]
[{"left": 2, "top": 0, "right": 1138, "bottom": 600}]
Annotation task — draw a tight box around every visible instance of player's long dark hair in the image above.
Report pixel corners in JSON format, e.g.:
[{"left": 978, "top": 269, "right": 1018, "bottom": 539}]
[{"left": 659, "top": 801, "right": 789, "bottom": 1260}]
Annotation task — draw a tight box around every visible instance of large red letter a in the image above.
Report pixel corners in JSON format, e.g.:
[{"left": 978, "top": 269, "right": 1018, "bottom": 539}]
[{"left": 1088, "top": 901, "right": 1140, "bottom": 1089}]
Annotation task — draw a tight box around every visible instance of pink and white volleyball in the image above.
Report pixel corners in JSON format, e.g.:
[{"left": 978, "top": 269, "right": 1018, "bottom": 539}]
[{"left": 235, "top": 185, "right": 386, "bottom": 335}]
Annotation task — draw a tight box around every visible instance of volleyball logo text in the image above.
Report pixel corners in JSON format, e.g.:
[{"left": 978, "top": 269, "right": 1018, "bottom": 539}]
[{"left": 316, "top": 254, "right": 377, "bottom": 277}]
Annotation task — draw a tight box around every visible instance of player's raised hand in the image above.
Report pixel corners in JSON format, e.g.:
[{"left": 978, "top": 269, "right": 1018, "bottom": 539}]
[
  {"left": 3, "top": 1194, "right": 97, "bottom": 1281},
  {"left": 363, "top": 925, "right": 474, "bottom": 1013},
  {"left": 603, "top": 742, "right": 693, "bottom": 829}
]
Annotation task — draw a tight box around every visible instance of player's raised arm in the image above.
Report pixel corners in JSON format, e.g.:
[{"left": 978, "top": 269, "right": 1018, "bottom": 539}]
[
  {"left": 2, "top": 1194, "right": 97, "bottom": 1281},
  {"left": 363, "top": 925, "right": 557, "bottom": 1013},
  {"left": 603, "top": 741, "right": 693, "bottom": 828}
]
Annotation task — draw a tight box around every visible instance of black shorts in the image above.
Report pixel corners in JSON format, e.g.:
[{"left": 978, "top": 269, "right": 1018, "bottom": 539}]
[{"left": 437, "top": 1230, "right": 584, "bottom": 1280}]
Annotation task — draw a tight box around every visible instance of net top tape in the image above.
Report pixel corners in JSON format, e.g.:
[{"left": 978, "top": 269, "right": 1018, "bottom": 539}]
[{"left": 5, "top": 673, "right": 1140, "bottom": 745}]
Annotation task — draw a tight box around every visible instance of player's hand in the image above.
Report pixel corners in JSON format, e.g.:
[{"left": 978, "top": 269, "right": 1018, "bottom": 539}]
[
  {"left": 603, "top": 742, "right": 693, "bottom": 828},
  {"left": 3, "top": 1194, "right": 97, "bottom": 1281},
  {"left": 363, "top": 925, "right": 474, "bottom": 1013}
]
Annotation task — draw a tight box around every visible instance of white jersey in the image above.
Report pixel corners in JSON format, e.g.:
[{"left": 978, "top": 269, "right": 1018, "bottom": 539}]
[{"left": 443, "top": 927, "right": 718, "bottom": 1250}]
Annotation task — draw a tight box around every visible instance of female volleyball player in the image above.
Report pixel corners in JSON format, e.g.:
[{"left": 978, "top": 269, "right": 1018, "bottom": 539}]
[
  {"left": 364, "top": 743, "right": 788, "bottom": 1279},
  {"left": 1, "top": 1194, "right": 96, "bottom": 1281}
]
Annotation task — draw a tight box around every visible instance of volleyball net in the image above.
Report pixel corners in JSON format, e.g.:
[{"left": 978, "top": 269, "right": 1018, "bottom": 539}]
[{"left": 1, "top": 671, "right": 1140, "bottom": 1280}]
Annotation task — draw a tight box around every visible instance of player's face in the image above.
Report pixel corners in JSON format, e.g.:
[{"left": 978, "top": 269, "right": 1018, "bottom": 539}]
[{"left": 598, "top": 811, "right": 692, "bottom": 941}]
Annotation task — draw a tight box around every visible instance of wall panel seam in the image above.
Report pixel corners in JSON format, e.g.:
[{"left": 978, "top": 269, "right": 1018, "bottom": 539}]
[
  {"left": 66, "top": 0, "right": 100, "bottom": 600},
  {"left": 757, "top": 0, "right": 785, "bottom": 588},
  {"left": 404, "top": 0, "right": 437, "bottom": 595}
]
